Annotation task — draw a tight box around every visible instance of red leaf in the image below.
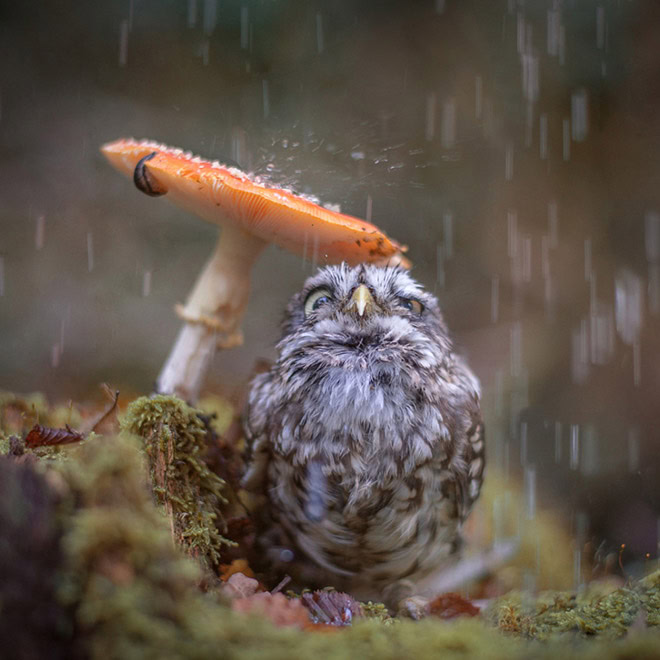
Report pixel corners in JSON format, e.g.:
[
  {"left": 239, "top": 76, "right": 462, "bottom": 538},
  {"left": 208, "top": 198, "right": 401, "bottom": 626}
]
[
  {"left": 428, "top": 592, "right": 480, "bottom": 620},
  {"left": 24, "top": 424, "right": 85, "bottom": 449}
]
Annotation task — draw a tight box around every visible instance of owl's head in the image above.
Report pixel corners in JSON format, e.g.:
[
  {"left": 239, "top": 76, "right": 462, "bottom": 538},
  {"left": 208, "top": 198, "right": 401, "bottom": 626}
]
[{"left": 279, "top": 264, "right": 453, "bottom": 364}]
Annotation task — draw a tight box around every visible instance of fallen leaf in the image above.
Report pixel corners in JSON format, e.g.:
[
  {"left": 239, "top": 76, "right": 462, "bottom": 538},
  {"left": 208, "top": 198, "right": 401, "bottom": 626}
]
[
  {"left": 220, "top": 559, "right": 255, "bottom": 581},
  {"left": 25, "top": 424, "right": 85, "bottom": 449},
  {"left": 428, "top": 592, "right": 480, "bottom": 619}
]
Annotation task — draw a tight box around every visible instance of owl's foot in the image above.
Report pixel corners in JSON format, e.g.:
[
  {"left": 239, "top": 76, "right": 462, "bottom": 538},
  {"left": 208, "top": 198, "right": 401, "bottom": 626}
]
[
  {"left": 382, "top": 579, "right": 429, "bottom": 619},
  {"left": 397, "top": 595, "right": 430, "bottom": 620}
]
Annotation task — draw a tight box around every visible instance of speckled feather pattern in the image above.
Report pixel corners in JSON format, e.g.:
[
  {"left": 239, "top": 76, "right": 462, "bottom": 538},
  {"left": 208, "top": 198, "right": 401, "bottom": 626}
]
[{"left": 243, "top": 265, "right": 484, "bottom": 600}]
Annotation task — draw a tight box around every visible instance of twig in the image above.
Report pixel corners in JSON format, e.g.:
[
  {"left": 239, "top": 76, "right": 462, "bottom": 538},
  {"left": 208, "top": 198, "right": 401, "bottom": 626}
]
[
  {"left": 82, "top": 384, "right": 120, "bottom": 434},
  {"left": 271, "top": 575, "right": 292, "bottom": 595}
]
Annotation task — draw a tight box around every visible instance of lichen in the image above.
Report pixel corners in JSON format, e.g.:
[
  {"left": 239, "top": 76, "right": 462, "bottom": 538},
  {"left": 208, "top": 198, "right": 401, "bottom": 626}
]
[{"left": 120, "top": 395, "right": 233, "bottom": 568}]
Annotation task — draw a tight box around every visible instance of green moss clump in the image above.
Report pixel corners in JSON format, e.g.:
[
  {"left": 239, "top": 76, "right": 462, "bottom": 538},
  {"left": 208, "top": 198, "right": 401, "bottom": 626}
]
[
  {"left": 487, "top": 570, "right": 660, "bottom": 640},
  {"left": 361, "top": 601, "right": 395, "bottom": 625},
  {"left": 121, "top": 395, "right": 233, "bottom": 568}
]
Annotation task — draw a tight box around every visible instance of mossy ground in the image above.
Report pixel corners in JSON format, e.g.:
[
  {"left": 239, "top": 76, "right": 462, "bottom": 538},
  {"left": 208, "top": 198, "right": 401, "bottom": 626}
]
[{"left": 1, "top": 392, "right": 660, "bottom": 659}]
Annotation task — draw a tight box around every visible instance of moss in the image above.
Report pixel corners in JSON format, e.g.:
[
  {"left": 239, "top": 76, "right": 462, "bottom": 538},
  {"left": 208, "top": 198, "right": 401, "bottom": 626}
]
[
  {"left": 361, "top": 601, "right": 395, "bottom": 625},
  {"left": 0, "top": 391, "right": 83, "bottom": 436},
  {"left": 4, "top": 393, "right": 660, "bottom": 658},
  {"left": 197, "top": 395, "right": 235, "bottom": 436},
  {"left": 486, "top": 570, "right": 660, "bottom": 640},
  {"left": 120, "top": 395, "right": 233, "bottom": 568}
]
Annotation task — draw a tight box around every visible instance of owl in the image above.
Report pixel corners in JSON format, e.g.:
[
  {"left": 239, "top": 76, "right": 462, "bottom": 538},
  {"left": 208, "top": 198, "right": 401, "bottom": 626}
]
[{"left": 243, "top": 264, "right": 484, "bottom": 605}]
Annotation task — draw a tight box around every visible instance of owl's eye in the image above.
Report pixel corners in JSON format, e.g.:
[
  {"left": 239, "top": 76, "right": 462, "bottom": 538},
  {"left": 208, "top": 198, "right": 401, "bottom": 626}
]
[
  {"left": 304, "top": 287, "right": 334, "bottom": 316},
  {"left": 399, "top": 297, "right": 424, "bottom": 314}
]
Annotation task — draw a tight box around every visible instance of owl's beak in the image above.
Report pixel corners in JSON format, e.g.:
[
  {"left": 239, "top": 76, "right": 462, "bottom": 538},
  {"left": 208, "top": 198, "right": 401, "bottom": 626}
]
[{"left": 345, "top": 284, "right": 375, "bottom": 318}]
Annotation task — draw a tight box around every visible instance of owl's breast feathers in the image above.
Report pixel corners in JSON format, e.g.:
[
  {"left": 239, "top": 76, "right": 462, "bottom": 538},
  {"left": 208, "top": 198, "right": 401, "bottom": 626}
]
[{"left": 243, "top": 349, "right": 484, "bottom": 588}]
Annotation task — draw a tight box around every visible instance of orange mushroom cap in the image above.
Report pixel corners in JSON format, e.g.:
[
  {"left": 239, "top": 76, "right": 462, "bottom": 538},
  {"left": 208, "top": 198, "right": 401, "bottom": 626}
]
[{"left": 101, "top": 138, "right": 409, "bottom": 267}]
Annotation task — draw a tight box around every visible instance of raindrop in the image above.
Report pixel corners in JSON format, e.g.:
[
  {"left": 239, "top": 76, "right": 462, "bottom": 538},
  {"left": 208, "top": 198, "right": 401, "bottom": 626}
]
[
  {"left": 118, "top": 19, "right": 129, "bottom": 67},
  {"left": 562, "top": 118, "right": 571, "bottom": 160},
  {"left": 87, "top": 232, "right": 94, "bottom": 272},
  {"left": 524, "top": 465, "right": 536, "bottom": 520},
  {"left": 581, "top": 426, "right": 599, "bottom": 476},
  {"left": 365, "top": 195, "right": 373, "bottom": 223},
  {"left": 475, "top": 76, "right": 483, "bottom": 119},
  {"left": 187, "top": 0, "right": 197, "bottom": 28},
  {"left": 443, "top": 211, "right": 453, "bottom": 258},
  {"left": 440, "top": 98, "right": 456, "bottom": 149},
  {"left": 316, "top": 12, "right": 324, "bottom": 54},
  {"left": 541, "top": 234, "right": 550, "bottom": 280},
  {"left": 521, "top": 235, "right": 531, "bottom": 282},
  {"left": 548, "top": 200, "right": 558, "bottom": 248},
  {"left": 649, "top": 264, "right": 660, "bottom": 316},
  {"left": 589, "top": 302, "right": 614, "bottom": 365},
  {"left": 203, "top": 0, "right": 217, "bottom": 35},
  {"left": 615, "top": 269, "right": 643, "bottom": 345},
  {"left": 633, "top": 340, "right": 641, "bottom": 387},
  {"left": 35, "top": 215, "right": 45, "bottom": 250},
  {"left": 645, "top": 211, "right": 660, "bottom": 262},
  {"left": 59, "top": 314, "right": 67, "bottom": 356},
  {"left": 142, "top": 270, "right": 152, "bottom": 297},
  {"left": 425, "top": 93, "right": 436, "bottom": 142},
  {"left": 571, "top": 89, "right": 589, "bottom": 142},
  {"left": 201, "top": 39, "right": 210, "bottom": 66},
  {"left": 310, "top": 234, "right": 320, "bottom": 271},
  {"left": 505, "top": 143, "right": 514, "bottom": 181},
  {"left": 51, "top": 343, "right": 60, "bottom": 368},
  {"left": 240, "top": 7, "right": 249, "bottom": 49},
  {"left": 574, "top": 512, "right": 588, "bottom": 589},
  {"left": 436, "top": 243, "right": 445, "bottom": 288},
  {"left": 558, "top": 25, "right": 566, "bottom": 65},
  {"left": 554, "top": 421, "right": 562, "bottom": 463},
  {"left": 491, "top": 276, "right": 499, "bottom": 324},
  {"left": 494, "top": 369, "right": 504, "bottom": 417},
  {"left": 510, "top": 322, "right": 522, "bottom": 377},
  {"left": 571, "top": 320, "right": 589, "bottom": 383},
  {"left": 262, "top": 80, "right": 270, "bottom": 118},
  {"left": 547, "top": 8, "right": 560, "bottom": 56},
  {"left": 569, "top": 424, "right": 580, "bottom": 470},
  {"left": 584, "top": 238, "right": 592, "bottom": 281},
  {"left": 128, "top": 0, "right": 134, "bottom": 31},
  {"left": 435, "top": 0, "right": 446, "bottom": 14},
  {"left": 516, "top": 12, "right": 525, "bottom": 54},
  {"left": 596, "top": 6, "right": 605, "bottom": 50},
  {"left": 628, "top": 428, "right": 640, "bottom": 472},
  {"left": 539, "top": 113, "right": 548, "bottom": 159},
  {"left": 520, "top": 421, "right": 528, "bottom": 465},
  {"left": 521, "top": 52, "right": 539, "bottom": 103},
  {"left": 507, "top": 209, "right": 518, "bottom": 258}
]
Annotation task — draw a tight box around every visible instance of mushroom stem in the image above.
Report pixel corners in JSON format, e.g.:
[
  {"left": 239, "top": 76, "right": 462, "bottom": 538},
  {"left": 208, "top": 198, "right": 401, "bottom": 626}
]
[{"left": 156, "top": 226, "right": 267, "bottom": 401}]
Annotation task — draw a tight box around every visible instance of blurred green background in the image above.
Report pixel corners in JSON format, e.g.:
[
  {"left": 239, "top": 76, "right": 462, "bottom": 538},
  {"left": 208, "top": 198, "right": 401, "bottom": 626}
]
[{"left": 1, "top": 0, "right": 659, "bottom": 574}]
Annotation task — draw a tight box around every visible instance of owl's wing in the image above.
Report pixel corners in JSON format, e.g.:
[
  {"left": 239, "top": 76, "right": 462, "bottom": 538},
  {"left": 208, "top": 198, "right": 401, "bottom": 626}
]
[
  {"left": 241, "top": 372, "right": 274, "bottom": 494},
  {"left": 461, "top": 410, "right": 485, "bottom": 520}
]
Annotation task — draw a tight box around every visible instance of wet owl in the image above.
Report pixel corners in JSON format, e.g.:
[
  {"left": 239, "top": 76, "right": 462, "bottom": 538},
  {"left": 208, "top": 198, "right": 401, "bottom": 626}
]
[{"left": 243, "top": 264, "right": 484, "bottom": 603}]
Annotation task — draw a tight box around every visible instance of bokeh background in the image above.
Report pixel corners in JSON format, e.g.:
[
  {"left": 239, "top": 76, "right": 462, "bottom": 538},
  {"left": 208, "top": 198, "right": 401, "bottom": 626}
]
[{"left": 1, "top": 0, "right": 659, "bottom": 579}]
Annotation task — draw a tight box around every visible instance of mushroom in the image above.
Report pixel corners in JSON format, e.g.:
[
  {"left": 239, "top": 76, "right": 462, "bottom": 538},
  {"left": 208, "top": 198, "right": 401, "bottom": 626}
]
[{"left": 101, "top": 138, "right": 409, "bottom": 402}]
